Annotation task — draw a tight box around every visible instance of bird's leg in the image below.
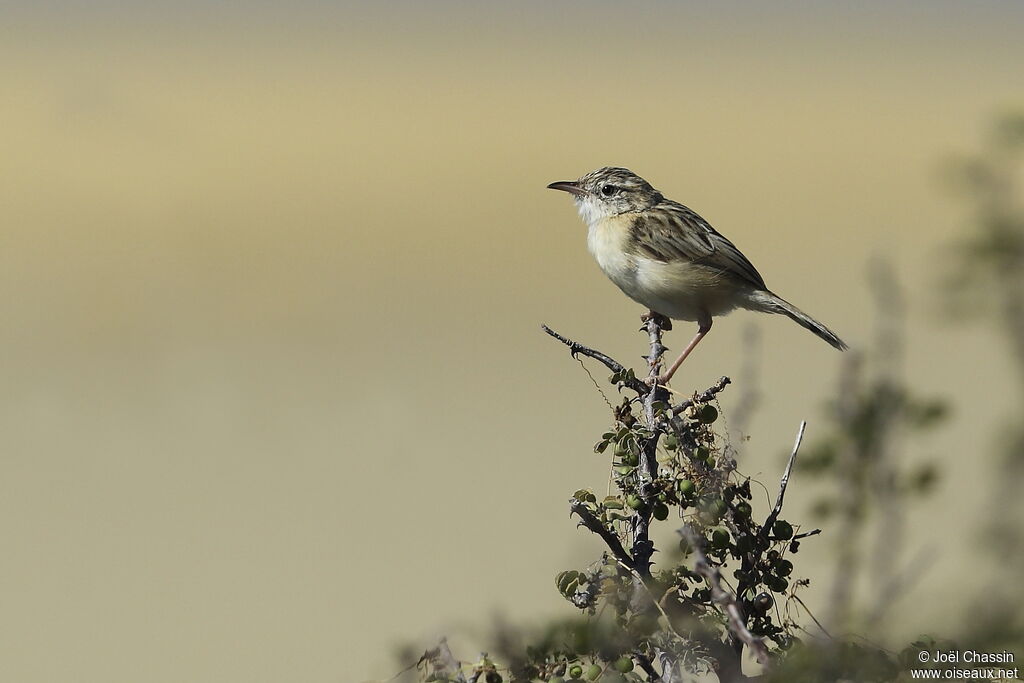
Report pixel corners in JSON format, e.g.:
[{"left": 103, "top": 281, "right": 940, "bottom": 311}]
[{"left": 652, "top": 317, "right": 712, "bottom": 386}]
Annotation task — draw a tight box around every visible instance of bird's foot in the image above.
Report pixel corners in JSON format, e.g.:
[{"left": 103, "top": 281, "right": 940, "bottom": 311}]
[
  {"left": 640, "top": 311, "right": 672, "bottom": 331},
  {"left": 642, "top": 373, "right": 674, "bottom": 388}
]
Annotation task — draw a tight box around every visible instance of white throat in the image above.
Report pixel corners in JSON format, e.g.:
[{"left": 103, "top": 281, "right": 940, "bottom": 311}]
[{"left": 575, "top": 195, "right": 613, "bottom": 228}]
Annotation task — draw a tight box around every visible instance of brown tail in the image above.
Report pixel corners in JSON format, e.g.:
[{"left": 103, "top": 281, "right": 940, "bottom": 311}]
[{"left": 755, "top": 290, "right": 848, "bottom": 351}]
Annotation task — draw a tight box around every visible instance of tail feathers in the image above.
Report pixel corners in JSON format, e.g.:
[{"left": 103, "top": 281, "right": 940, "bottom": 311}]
[{"left": 756, "top": 291, "right": 848, "bottom": 351}]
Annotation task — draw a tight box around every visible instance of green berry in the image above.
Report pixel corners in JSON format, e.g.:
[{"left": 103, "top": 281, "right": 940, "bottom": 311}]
[
  {"left": 711, "top": 527, "right": 730, "bottom": 548},
  {"left": 701, "top": 497, "right": 726, "bottom": 523},
  {"left": 677, "top": 479, "right": 695, "bottom": 496},
  {"left": 652, "top": 502, "right": 669, "bottom": 521},
  {"left": 613, "top": 656, "right": 634, "bottom": 673},
  {"left": 753, "top": 591, "right": 774, "bottom": 612},
  {"left": 698, "top": 405, "right": 718, "bottom": 424},
  {"left": 585, "top": 664, "right": 602, "bottom": 680},
  {"left": 773, "top": 520, "right": 794, "bottom": 540},
  {"left": 568, "top": 665, "right": 583, "bottom": 679},
  {"left": 777, "top": 559, "right": 793, "bottom": 577}
]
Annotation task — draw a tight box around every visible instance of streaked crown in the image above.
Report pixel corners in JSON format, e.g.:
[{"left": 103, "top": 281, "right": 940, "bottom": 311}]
[
  {"left": 577, "top": 167, "right": 657, "bottom": 198},
  {"left": 573, "top": 167, "right": 664, "bottom": 216}
]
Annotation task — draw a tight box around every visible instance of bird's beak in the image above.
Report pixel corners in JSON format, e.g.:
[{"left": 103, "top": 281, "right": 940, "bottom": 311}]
[{"left": 546, "top": 181, "right": 588, "bottom": 198}]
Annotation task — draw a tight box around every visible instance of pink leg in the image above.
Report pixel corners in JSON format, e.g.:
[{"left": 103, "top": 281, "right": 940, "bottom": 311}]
[{"left": 657, "top": 317, "right": 712, "bottom": 385}]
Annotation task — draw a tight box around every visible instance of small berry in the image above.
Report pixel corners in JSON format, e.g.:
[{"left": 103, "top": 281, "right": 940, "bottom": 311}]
[
  {"left": 773, "top": 520, "right": 794, "bottom": 540},
  {"left": 613, "top": 656, "right": 634, "bottom": 673}
]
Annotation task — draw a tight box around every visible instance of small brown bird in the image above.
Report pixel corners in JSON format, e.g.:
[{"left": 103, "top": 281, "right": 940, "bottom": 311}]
[{"left": 548, "top": 167, "right": 847, "bottom": 384}]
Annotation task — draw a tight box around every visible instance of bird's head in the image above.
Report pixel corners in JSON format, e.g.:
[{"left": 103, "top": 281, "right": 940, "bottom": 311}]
[{"left": 547, "top": 167, "right": 662, "bottom": 224}]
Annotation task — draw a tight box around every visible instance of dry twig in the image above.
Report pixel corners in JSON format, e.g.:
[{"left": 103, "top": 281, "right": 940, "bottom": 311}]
[{"left": 682, "top": 526, "right": 772, "bottom": 667}]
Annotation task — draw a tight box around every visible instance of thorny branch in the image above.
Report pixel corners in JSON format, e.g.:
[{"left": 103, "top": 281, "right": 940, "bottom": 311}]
[
  {"left": 541, "top": 320, "right": 812, "bottom": 681},
  {"left": 682, "top": 526, "right": 772, "bottom": 668},
  {"left": 633, "top": 316, "right": 670, "bottom": 577},
  {"left": 670, "top": 376, "right": 732, "bottom": 416},
  {"left": 541, "top": 324, "right": 648, "bottom": 393},
  {"left": 570, "top": 498, "right": 636, "bottom": 572}
]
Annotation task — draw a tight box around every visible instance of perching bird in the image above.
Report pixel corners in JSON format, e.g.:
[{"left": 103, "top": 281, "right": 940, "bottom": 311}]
[{"left": 547, "top": 167, "right": 846, "bottom": 384}]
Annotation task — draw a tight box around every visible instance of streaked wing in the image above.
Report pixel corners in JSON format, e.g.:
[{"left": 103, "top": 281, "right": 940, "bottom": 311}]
[{"left": 629, "top": 200, "right": 767, "bottom": 289}]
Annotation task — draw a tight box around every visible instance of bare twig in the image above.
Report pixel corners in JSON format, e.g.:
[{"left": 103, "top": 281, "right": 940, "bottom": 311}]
[
  {"left": 735, "top": 421, "right": 808, "bottom": 648},
  {"left": 670, "top": 376, "right": 732, "bottom": 416},
  {"left": 682, "top": 526, "right": 772, "bottom": 667},
  {"left": 793, "top": 528, "right": 822, "bottom": 540},
  {"left": 762, "top": 421, "right": 807, "bottom": 536},
  {"left": 791, "top": 594, "right": 833, "bottom": 639},
  {"left": 542, "top": 324, "right": 648, "bottom": 393},
  {"left": 570, "top": 498, "right": 636, "bottom": 571}
]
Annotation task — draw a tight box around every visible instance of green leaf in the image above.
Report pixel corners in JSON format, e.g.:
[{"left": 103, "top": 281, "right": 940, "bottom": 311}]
[
  {"left": 573, "top": 489, "right": 597, "bottom": 504},
  {"left": 556, "top": 570, "right": 581, "bottom": 595}
]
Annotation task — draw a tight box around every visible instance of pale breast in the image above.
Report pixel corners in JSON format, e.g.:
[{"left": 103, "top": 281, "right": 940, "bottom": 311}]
[
  {"left": 586, "top": 215, "right": 744, "bottom": 321},
  {"left": 587, "top": 215, "right": 639, "bottom": 294}
]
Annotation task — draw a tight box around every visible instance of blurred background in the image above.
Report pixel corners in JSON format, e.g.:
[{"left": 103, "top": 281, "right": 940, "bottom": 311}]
[{"left": 1, "top": 2, "right": 1022, "bottom": 681}]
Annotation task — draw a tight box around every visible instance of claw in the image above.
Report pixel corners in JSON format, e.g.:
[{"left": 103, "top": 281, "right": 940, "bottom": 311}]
[{"left": 640, "top": 311, "right": 672, "bottom": 330}]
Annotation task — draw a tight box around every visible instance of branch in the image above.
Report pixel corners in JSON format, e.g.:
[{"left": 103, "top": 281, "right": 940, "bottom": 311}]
[
  {"left": 570, "top": 498, "right": 636, "bottom": 571},
  {"left": 632, "top": 315, "right": 670, "bottom": 576},
  {"left": 762, "top": 421, "right": 807, "bottom": 535},
  {"left": 734, "top": 420, "right": 809, "bottom": 658},
  {"left": 670, "top": 376, "right": 732, "bottom": 416},
  {"left": 682, "top": 526, "right": 772, "bottom": 667},
  {"left": 793, "top": 528, "right": 821, "bottom": 541},
  {"left": 541, "top": 324, "right": 648, "bottom": 394}
]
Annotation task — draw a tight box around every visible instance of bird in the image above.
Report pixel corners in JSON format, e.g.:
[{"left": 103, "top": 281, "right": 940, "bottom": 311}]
[{"left": 547, "top": 167, "right": 847, "bottom": 385}]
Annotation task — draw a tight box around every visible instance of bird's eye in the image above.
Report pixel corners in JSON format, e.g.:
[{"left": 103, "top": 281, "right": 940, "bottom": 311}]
[{"left": 600, "top": 185, "right": 618, "bottom": 197}]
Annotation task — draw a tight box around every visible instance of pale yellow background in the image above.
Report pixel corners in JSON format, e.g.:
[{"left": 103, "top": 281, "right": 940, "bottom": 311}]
[{"left": 1, "top": 3, "right": 1022, "bottom": 682}]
